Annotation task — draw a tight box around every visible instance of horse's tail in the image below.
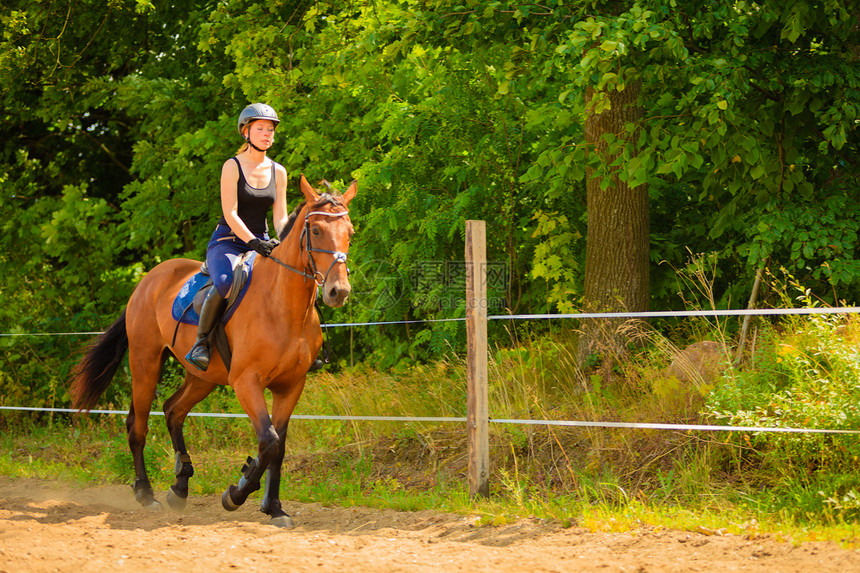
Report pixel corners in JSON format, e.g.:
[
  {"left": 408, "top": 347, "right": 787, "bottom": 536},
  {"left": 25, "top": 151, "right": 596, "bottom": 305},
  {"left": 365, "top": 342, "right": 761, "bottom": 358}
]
[{"left": 70, "top": 310, "right": 129, "bottom": 411}]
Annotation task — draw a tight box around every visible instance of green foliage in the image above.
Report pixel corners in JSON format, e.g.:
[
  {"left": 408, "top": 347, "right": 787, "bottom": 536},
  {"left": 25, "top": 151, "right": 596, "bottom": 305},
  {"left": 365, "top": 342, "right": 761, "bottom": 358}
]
[
  {"left": 530, "top": 211, "right": 583, "bottom": 312},
  {"left": 708, "top": 313, "right": 860, "bottom": 438},
  {"left": 551, "top": 0, "right": 860, "bottom": 307},
  {"left": 705, "top": 312, "right": 860, "bottom": 517},
  {"left": 1, "top": 0, "right": 859, "bottom": 400}
]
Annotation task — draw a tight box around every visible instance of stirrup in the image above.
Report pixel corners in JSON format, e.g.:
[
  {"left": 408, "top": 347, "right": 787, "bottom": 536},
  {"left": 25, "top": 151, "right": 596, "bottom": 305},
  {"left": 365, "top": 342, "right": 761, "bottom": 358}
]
[{"left": 186, "top": 340, "right": 211, "bottom": 371}]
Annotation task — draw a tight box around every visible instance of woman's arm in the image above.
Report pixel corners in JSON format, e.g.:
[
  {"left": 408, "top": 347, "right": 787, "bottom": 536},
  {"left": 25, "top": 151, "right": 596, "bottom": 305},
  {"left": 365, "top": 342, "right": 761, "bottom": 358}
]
[
  {"left": 220, "top": 158, "right": 257, "bottom": 243},
  {"left": 272, "top": 162, "right": 289, "bottom": 240}
]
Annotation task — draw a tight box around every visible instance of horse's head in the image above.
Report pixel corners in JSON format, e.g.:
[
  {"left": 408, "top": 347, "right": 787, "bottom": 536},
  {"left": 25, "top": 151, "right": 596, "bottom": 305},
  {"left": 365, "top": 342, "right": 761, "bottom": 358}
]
[{"left": 298, "top": 174, "right": 356, "bottom": 307}]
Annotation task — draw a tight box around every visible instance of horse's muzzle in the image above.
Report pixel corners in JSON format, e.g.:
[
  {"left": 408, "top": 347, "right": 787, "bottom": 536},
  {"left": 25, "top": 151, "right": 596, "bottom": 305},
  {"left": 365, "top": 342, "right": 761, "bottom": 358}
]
[{"left": 322, "top": 279, "right": 351, "bottom": 307}]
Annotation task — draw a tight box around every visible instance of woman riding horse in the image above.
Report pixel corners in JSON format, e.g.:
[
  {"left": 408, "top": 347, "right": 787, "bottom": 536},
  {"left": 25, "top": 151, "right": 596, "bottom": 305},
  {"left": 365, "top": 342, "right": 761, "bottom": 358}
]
[
  {"left": 186, "top": 103, "right": 289, "bottom": 370},
  {"left": 69, "top": 104, "right": 357, "bottom": 527}
]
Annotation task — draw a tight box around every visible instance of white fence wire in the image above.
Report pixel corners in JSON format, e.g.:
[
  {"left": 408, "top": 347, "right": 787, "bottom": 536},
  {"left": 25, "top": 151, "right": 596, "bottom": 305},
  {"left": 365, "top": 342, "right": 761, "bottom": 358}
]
[{"left": 2, "top": 306, "right": 860, "bottom": 435}]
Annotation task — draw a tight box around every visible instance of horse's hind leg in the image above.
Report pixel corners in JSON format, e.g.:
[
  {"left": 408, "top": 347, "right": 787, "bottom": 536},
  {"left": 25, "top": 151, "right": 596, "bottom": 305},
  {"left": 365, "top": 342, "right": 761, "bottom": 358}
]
[
  {"left": 127, "top": 346, "right": 168, "bottom": 510},
  {"left": 163, "top": 372, "right": 216, "bottom": 511}
]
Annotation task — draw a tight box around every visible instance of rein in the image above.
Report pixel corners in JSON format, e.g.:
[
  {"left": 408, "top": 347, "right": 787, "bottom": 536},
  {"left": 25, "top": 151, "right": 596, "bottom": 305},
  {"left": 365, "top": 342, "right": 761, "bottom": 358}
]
[{"left": 268, "top": 207, "right": 350, "bottom": 287}]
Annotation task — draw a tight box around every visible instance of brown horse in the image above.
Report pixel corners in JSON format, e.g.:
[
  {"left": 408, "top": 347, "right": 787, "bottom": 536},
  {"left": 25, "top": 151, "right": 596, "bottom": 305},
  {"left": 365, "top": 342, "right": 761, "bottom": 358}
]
[{"left": 70, "top": 175, "right": 356, "bottom": 528}]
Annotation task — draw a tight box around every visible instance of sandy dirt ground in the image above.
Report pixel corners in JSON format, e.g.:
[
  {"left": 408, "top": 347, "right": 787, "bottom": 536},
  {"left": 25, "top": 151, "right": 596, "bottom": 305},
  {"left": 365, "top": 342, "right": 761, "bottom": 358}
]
[{"left": 1, "top": 476, "right": 858, "bottom": 573}]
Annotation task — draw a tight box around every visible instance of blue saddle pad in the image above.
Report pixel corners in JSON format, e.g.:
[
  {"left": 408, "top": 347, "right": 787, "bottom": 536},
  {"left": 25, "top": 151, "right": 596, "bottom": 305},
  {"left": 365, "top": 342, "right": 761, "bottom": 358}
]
[{"left": 171, "top": 258, "right": 256, "bottom": 326}]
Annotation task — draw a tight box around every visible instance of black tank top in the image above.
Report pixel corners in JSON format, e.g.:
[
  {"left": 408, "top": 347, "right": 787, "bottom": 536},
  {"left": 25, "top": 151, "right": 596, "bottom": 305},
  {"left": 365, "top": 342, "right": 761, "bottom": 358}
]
[{"left": 218, "top": 156, "right": 277, "bottom": 237}]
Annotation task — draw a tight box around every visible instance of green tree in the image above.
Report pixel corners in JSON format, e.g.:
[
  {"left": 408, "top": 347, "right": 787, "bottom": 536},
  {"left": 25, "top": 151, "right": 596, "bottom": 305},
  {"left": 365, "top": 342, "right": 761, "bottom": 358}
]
[
  {"left": 0, "top": 0, "right": 225, "bottom": 405},
  {"left": 550, "top": 0, "right": 860, "bottom": 353},
  {"left": 581, "top": 0, "right": 860, "bottom": 306},
  {"left": 1, "top": 0, "right": 858, "bottom": 403}
]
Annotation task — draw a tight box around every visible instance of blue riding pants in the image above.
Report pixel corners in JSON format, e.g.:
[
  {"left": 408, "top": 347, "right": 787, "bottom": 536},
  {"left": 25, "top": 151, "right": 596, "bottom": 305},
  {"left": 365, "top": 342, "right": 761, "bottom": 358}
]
[{"left": 205, "top": 224, "right": 268, "bottom": 298}]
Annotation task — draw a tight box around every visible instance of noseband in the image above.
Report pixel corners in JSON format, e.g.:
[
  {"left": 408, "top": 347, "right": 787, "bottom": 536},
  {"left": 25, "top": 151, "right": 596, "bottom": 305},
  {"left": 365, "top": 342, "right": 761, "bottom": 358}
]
[{"left": 269, "top": 206, "right": 350, "bottom": 287}]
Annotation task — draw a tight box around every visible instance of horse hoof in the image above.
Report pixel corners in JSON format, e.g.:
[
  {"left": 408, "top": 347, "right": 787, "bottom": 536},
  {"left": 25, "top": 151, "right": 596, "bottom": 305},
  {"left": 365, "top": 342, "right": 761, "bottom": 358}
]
[
  {"left": 270, "top": 515, "right": 295, "bottom": 529},
  {"left": 166, "top": 487, "right": 187, "bottom": 511},
  {"left": 142, "top": 500, "right": 162, "bottom": 512},
  {"left": 222, "top": 487, "right": 241, "bottom": 512}
]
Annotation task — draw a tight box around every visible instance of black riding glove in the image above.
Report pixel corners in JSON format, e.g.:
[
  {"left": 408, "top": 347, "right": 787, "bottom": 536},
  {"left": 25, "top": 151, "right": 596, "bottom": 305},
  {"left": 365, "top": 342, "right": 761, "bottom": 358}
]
[{"left": 248, "top": 238, "right": 280, "bottom": 257}]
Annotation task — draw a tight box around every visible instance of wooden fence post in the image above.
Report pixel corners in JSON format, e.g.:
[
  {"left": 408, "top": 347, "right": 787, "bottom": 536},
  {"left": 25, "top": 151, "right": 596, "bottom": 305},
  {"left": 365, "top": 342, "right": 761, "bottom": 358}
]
[{"left": 466, "top": 220, "right": 490, "bottom": 499}]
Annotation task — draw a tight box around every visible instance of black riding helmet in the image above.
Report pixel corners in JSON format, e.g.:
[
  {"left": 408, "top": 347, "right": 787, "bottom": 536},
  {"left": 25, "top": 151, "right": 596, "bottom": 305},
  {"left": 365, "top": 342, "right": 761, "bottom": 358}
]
[{"left": 237, "top": 103, "right": 280, "bottom": 141}]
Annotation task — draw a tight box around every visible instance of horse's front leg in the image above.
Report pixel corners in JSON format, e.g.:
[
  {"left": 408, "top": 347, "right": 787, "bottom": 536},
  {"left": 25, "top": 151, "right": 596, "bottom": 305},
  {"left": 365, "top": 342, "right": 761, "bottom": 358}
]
[
  {"left": 259, "top": 383, "right": 306, "bottom": 528},
  {"left": 260, "top": 419, "right": 292, "bottom": 528},
  {"left": 163, "top": 373, "right": 215, "bottom": 511},
  {"left": 222, "top": 376, "right": 280, "bottom": 512}
]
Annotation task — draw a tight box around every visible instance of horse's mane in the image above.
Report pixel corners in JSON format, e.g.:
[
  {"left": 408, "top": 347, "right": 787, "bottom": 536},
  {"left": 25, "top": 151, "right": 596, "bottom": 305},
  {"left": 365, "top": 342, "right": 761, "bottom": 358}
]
[{"left": 277, "top": 192, "right": 346, "bottom": 241}]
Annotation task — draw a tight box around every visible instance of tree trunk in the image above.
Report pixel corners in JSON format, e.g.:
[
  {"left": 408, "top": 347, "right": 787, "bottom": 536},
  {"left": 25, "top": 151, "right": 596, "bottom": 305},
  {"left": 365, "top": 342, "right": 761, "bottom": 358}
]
[{"left": 577, "top": 83, "right": 650, "bottom": 363}]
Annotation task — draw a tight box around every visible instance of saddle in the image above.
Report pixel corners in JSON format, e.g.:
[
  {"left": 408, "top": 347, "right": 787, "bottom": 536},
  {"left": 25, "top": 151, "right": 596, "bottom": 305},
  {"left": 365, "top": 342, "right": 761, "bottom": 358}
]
[{"left": 171, "top": 252, "right": 257, "bottom": 370}]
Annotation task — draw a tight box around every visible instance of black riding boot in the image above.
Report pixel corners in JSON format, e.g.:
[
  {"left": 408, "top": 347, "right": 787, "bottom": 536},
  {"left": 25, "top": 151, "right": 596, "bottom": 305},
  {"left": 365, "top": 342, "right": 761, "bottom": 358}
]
[{"left": 185, "top": 286, "right": 227, "bottom": 371}]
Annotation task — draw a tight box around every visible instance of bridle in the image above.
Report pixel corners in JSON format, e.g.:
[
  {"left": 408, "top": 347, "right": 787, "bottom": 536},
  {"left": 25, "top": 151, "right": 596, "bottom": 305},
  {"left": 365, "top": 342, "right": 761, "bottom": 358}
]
[{"left": 268, "top": 205, "right": 350, "bottom": 288}]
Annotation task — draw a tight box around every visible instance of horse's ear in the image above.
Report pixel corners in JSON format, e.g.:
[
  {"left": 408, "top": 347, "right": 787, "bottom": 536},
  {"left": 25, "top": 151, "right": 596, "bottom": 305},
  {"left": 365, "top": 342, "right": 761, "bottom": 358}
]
[
  {"left": 342, "top": 180, "right": 357, "bottom": 205},
  {"left": 300, "top": 174, "right": 319, "bottom": 202}
]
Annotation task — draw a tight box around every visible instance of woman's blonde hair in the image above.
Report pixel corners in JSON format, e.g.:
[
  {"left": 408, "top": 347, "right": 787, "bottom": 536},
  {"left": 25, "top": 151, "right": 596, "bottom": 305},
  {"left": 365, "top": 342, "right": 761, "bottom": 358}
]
[{"left": 235, "top": 124, "right": 250, "bottom": 154}]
